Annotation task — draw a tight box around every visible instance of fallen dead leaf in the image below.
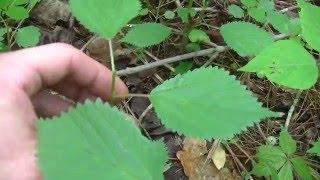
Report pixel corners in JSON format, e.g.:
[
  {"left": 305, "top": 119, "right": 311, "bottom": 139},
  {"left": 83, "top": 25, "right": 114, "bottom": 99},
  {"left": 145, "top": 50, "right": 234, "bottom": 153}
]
[
  {"left": 177, "top": 138, "right": 240, "bottom": 180},
  {"left": 212, "top": 145, "right": 226, "bottom": 170},
  {"left": 31, "top": 0, "right": 70, "bottom": 27}
]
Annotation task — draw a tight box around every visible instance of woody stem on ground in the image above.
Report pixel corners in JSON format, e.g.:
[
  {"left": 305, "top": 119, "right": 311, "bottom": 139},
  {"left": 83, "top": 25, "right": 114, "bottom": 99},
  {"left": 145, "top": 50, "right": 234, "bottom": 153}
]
[
  {"left": 117, "top": 46, "right": 227, "bottom": 76},
  {"left": 285, "top": 91, "right": 302, "bottom": 129}
]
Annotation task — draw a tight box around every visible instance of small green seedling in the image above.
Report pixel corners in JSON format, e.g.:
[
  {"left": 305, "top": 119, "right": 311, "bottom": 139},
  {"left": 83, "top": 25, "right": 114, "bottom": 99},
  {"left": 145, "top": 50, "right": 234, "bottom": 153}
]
[
  {"left": 252, "top": 130, "right": 313, "bottom": 180},
  {"left": 0, "top": 0, "right": 40, "bottom": 50}
]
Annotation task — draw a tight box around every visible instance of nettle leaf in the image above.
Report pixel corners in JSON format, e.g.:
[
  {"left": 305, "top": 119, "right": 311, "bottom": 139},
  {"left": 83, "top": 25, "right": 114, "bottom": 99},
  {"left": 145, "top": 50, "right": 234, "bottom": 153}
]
[
  {"left": 228, "top": 4, "right": 244, "bottom": 18},
  {"left": 16, "top": 26, "right": 40, "bottom": 48},
  {"left": 241, "top": 0, "right": 257, "bottom": 8},
  {"left": 248, "top": 7, "right": 267, "bottom": 23},
  {"left": 220, "top": 21, "right": 274, "bottom": 57},
  {"left": 240, "top": 40, "right": 318, "bottom": 90},
  {"left": 164, "top": 10, "right": 175, "bottom": 19},
  {"left": 278, "top": 162, "right": 293, "bottom": 180},
  {"left": 308, "top": 140, "right": 320, "bottom": 156},
  {"left": 177, "top": 7, "right": 196, "bottom": 23},
  {"left": 70, "top": 0, "right": 141, "bottom": 40},
  {"left": 6, "top": 6, "right": 29, "bottom": 20},
  {"left": 38, "top": 100, "right": 167, "bottom": 180},
  {"left": 188, "top": 29, "right": 210, "bottom": 43},
  {"left": 291, "top": 157, "right": 312, "bottom": 180},
  {"left": 279, "top": 130, "right": 296, "bottom": 155},
  {"left": 0, "top": 28, "right": 6, "bottom": 41},
  {"left": 122, "top": 23, "right": 171, "bottom": 48},
  {"left": 267, "top": 11, "right": 291, "bottom": 34},
  {"left": 288, "top": 18, "right": 302, "bottom": 35},
  {"left": 299, "top": 1, "right": 320, "bottom": 52},
  {"left": 150, "top": 67, "right": 279, "bottom": 139},
  {"left": 257, "top": 145, "right": 287, "bottom": 170}
]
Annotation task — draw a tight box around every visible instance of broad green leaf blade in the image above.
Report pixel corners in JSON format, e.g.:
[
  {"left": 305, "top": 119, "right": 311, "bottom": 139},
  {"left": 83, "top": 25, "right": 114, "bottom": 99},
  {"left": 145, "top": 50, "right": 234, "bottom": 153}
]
[
  {"left": 279, "top": 130, "right": 296, "bottom": 155},
  {"left": 299, "top": 1, "right": 320, "bottom": 52},
  {"left": 150, "top": 67, "right": 279, "bottom": 139},
  {"left": 257, "top": 145, "right": 287, "bottom": 170},
  {"left": 220, "top": 22, "right": 274, "bottom": 57},
  {"left": 258, "top": 0, "right": 274, "bottom": 13},
  {"left": 122, "top": 23, "right": 171, "bottom": 48},
  {"left": 248, "top": 7, "right": 267, "bottom": 23},
  {"left": 240, "top": 40, "right": 318, "bottom": 90},
  {"left": 188, "top": 29, "right": 210, "bottom": 43},
  {"left": 16, "top": 26, "right": 40, "bottom": 48},
  {"left": 241, "top": 0, "right": 257, "bottom": 8},
  {"left": 278, "top": 162, "right": 293, "bottom": 180},
  {"left": 252, "top": 162, "right": 277, "bottom": 177},
  {"left": 308, "top": 141, "right": 320, "bottom": 156},
  {"left": 70, "top": 0, "right": 141, "bottom": 40},
  {"left": 267, "top": 11, "right": 291, "bottom": 34},
  {"left": 164, "top": 10, "right": 175, "bottom": 19},
  {"left": 228, "top": 4, "right": 244, "bottom": 18},
  {"left": 38, "top": 100, "right": 167, "bottom": 180},
  {"left": 6, "top": 6, "right": 29, "bottom": 20},
  {"left": 177, "top": 7, "right": 196, "bottom": 23},
  {"left": 291, "top": 157, "right": 312, "bottom": 180}
]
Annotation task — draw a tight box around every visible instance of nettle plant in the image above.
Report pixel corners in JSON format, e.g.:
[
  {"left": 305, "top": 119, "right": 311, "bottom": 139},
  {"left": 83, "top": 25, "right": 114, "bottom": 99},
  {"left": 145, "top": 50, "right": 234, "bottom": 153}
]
[
  {"left": 0, "top": 0, "right": 40, "bottom": 51},
  {"left": 37, "top": 0, "right": 320, "bottom": 179}
]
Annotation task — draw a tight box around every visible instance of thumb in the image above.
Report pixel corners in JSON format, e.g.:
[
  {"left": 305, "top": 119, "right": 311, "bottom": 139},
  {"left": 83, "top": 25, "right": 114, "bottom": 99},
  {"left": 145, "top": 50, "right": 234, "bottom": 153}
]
[{"left": 0, "top": 86, "right": 41, "bottom": 180}]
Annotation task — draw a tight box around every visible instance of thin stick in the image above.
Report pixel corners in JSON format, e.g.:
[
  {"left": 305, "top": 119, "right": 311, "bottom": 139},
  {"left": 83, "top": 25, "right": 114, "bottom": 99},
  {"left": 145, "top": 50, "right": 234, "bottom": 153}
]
[
  {"left": 138, "top": 104, "right": 153, "bottom": 123},
  {"left": 81, "top": 35, "right": 98, "bottom": 51},
  {"left": 285, "top": 91, "right": 302, "bottom": 129},
  {"left": 117, "top": 47, "right": 225, "bottom": 76},
  {"left": 115, "top": 93, "right": 149, "bottom": 99},
  {"left": 202, "top": 139, "right": 221, "bottom": 169}
]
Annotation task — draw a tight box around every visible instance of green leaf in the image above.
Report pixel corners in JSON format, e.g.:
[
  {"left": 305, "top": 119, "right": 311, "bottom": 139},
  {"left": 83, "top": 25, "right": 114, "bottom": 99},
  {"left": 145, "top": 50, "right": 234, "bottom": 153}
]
[
  {"left": 279, "top": 130, "right": 296, "bottom": 155},
  {"left": 139, "top": 8, "right": 149, "bottom": 16},
  {"left": 228, "top": 4, "right": 244, "bottom": 18},
  {"left": 299, "top": 1, "right": 320, "bottom": 52},
  {"left": 16, "top": 26, "right": 40, "bottom": 48},
  {"left": 252, "top": 162, "right": 275, "bottom": 177},
  {"left": 220, "top": 21, "right": 274, "bottom": 57},
  {"left": 291, "top": 157, "right": 312, "bottom": 180},
  {"left": 173, "top": 61, "right": 193, "bottom": 75},
  {"left": 278, "top": 161, "right": 293, "bottom": 180},
  {"left": 188, "top": 29, "right": 210, "bottom": 43},
  {"left": 308, "top": 140, "right": 320, "bottom": 156},
  {"left": 288, "top": 18, "right": 302, "bottom": 35},
  {"left": 6, "top": 6, "right": 29, "bottom": 20},
  {"left": 164, "top": 10, "right": 175, "bottom": 19},
  {"left": 0, "top": 28, "right": 6, "bottom": 41},
  {"left": 241, "top": 0, "right": 257, "bottom": 8},
  {"left": 258, "top": 0, "right": 274, "bottom": 12},
  {"left": 248, "top": 7, "right": 267, "bottom": 23},
  {"left": 0, "top": 0, "right": 11, "bottom": 9},
  {"left": 267, "top": 10, "right": 291, "bottom": 34},
  {"left": 122, "top": 23, "right": 171, "bottom": 48},
  {"left": 240, "top": 40, "right": 318, "bottom": 90},
  {"left": 150, "top": 67, "right": 279, "bottom": 139},
  {"left": 185, "top": 42, "right": 201, "bottom": 52},
  {"left": 70, "top": 0, "right": 141, "bottom": 40},
  {"left": 38, "top": 100, "right": 167, "bottom": 180},
  {"left": 257, "top": 145, "right": 287, "bottom": 170},
  {"left": 177, "top": 7, "right": 196, "bottom": 23}
]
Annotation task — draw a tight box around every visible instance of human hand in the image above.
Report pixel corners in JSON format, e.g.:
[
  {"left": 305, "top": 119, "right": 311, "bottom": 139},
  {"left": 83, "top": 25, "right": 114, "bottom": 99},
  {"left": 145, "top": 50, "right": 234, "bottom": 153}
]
[{"left": 0, "top": 43, "right": 128, "bottom": 179}]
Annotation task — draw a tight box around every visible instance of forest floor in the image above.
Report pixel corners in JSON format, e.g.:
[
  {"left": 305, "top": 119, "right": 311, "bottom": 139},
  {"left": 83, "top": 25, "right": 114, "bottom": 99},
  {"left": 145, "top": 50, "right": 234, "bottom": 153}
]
[{"left": 27, "top": 0, "right": 320, "bottom": 179}]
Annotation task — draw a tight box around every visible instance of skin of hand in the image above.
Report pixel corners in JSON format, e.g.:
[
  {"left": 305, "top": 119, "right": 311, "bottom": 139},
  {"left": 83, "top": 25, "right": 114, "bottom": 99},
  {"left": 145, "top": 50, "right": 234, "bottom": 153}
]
[{"left": 0, "top": 43, "right": 128, "bottom": 179}]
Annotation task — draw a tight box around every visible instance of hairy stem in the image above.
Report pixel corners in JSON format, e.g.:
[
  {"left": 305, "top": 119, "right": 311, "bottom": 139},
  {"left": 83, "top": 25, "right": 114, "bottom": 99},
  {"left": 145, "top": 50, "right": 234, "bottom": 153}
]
[{"left": 108, "top": 39, "right": 117, "bottom": 103}]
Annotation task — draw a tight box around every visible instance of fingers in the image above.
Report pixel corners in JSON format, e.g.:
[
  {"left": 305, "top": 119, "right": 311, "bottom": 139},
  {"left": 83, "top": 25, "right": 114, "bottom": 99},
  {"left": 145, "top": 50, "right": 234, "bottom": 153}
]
[
  {"left": 0, "top": 43, "right": 128, "bottom": 101},
  {"left": 32, "top": 90, "right": 74, "bottom": 118}
]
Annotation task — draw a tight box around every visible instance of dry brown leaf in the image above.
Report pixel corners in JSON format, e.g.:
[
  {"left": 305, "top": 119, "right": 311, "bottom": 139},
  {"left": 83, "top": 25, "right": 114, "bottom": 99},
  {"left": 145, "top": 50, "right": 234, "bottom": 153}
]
[
  {"left": 177, "top": 138, "right": 240, "bottom": 180},
  {"left": 31, "top": 0, "right": 70, "bottom": 27},
  {"left": 211, "top": 145, "right": 226, "bottom": 170}
]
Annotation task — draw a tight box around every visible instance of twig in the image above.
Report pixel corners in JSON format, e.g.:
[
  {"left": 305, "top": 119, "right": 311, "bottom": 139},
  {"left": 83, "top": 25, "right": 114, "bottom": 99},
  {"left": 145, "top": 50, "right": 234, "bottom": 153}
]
[
  {"left": 81, "top": 35, "right": 98, "bottom": 51},
  {"left": 115, "top": 93, "right": 149, "bottom": 99},
  {"left": 174, "top": 0, "right": 182, "bottom": 7},
  {"left": 285, "top": 91, "right": 302, "bottom": 129},
  {"left": 117, "top": 46, "right": 226, "bottom": 76},
  {"left": 144, "top": 50, "right": 175, "bottom": 72},
  {"left": 224, "top": 143, "right": 254, "bottom": 180},
  {"left": 194, "top": 7, "right": 217, "bottom": 12},
  {"left": 138, "top": 104, "right": 153, "bottom": 124}
]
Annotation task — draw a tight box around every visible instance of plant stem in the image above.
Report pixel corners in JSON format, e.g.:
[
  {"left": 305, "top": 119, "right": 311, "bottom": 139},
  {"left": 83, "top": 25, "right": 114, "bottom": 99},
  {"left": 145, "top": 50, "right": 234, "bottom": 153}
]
[
  {"left": 108, "top": 39, "right": 116, "bottom": 103},
  {"left": 285, "top": 91, "right": 302, "bottom": 129}
]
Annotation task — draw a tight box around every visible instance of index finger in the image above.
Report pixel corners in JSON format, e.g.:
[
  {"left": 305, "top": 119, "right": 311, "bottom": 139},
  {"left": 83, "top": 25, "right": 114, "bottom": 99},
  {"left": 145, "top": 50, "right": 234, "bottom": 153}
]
[{"left": 0, "top": 43, "right": 128, "bottom": 101}]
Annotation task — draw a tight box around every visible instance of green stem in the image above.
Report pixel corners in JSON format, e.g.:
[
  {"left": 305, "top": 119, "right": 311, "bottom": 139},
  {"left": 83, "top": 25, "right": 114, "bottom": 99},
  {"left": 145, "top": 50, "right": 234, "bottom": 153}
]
[{"left": 108, "top": 39, "right": 116, "bottom": 104}]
